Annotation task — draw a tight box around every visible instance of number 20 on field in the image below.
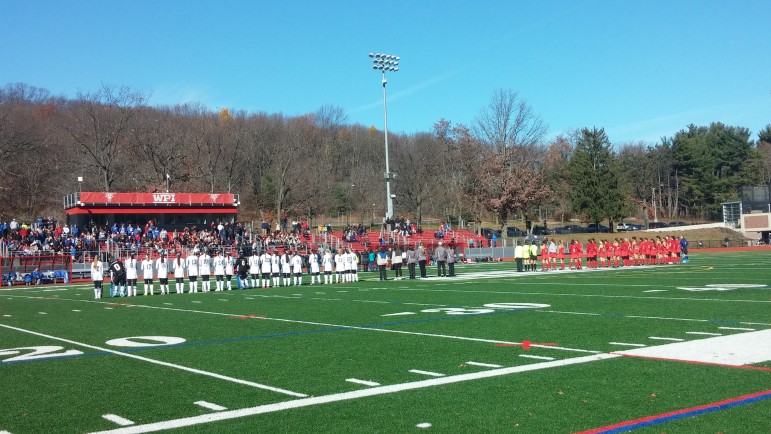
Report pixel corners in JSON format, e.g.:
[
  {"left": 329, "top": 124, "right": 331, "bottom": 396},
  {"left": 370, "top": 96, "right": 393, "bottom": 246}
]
[{"left": 0, "top": 336, "right": 185, "bottom": 363}]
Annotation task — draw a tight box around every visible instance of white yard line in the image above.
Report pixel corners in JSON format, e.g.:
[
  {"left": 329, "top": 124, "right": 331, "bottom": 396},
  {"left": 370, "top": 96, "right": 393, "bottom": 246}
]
[
  {"left": 89, "top": 353, "right": 618, "bottom": 434},
  {"left": 193, "top": 401, "right": 228, "bottom": 411},
  {"left": 537, "top": 309, "right": 771, "bottom": 327},
  {"left": 608, "top": 342, "right": 646, "bottom": 347},
  {"left": 393, "top": 286, "right": 771, "bottom": 304},
  {"left": 0, "top": 296, "right": 601, "bottom": 354},
  {"left": 0, "top": 323, "right": 307, "bottom": 398},
  {"left": 465, "top": 361, "right": 503, "bottom": 368},
  {"left": 642, "top": 290, "right": 667, "bottom": 293},
  {"left": 409, "top": 369, "right": 445, "bottom": 377},
  {"left": 686, "top": 331, "right": 722, "bottom": 336},
  {"left": 518, "top": 354, "right": 555, "bottom": 361},
  {"left": 103, "top": 414, "right": 135, "bottom": 426},
  {"left": 719, "top": 326, "right": 756, "bottom": 331},
  {"left": 345, "top": 378, "right": 381, "bottom": 387},
  {"left": 649, "top": 337, "right": 685, "bottom": 342}
]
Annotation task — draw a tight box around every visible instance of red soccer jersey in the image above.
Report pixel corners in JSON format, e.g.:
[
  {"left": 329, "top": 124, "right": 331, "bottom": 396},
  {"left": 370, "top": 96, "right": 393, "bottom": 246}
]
[
  {"left": 570, "top": 243, "right": 582, "bottom": 259},
  {"left": 620, "top": 241, "right": 630, "bottom": 257},
  {"left": 587, "top": 242, "right": 597, "bottom": 257}
]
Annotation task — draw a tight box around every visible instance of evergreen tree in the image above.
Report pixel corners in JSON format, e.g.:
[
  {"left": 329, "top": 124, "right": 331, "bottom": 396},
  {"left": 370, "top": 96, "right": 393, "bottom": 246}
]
[
  {"left": 672, "top": 122, "right": 757, "bottom": 219},
  {"left": 567, "top": 127, "right": 626, "bottom": 228}
]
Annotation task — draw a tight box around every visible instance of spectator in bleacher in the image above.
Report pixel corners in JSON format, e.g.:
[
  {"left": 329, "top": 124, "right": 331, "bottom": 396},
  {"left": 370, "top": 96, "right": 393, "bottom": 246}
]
[{"left": 30, "top": 268, "right": 43, "bottom": 285}]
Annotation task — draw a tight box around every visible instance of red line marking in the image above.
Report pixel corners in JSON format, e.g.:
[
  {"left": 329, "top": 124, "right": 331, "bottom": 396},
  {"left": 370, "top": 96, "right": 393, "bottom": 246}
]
[
  {"left": 611, "top": 352, "right": 771, "bottom": 372},
  {"left": 574, "top": 389, "right": 771, "bottom": 433}
]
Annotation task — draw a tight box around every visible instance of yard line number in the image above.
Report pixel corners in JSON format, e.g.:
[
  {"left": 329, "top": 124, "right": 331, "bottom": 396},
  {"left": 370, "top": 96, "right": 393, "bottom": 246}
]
[
  {"left": 399, "top": 302, "right": 551, "bottom": 316},
  {"left": 0, "top": 336, "right": 184, "bottom": 363}
]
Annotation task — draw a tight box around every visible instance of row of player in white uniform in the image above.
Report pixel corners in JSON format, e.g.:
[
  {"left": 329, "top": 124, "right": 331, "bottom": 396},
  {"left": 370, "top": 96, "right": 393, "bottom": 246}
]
[
  {"left": 247, "top": 250, "right": 359, "bottom": 275},
  {"left": 91, "top": 250, "right": 361, "bottom": 281}
]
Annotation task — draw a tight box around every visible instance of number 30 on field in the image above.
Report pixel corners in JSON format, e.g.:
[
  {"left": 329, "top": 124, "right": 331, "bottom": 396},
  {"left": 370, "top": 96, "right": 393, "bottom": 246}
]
[
  {"left": 420, "top": 302, "right": 550, "bottom": 315},
  {"left": 0, "top": 336, "right": 185, "bottom": 363}
]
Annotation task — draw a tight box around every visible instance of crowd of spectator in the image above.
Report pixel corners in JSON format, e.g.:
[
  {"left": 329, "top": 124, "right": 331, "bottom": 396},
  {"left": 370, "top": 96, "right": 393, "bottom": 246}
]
[
  {"left": 1, "top": 215, "right": 341, "bottom": 260},
  {"left": 0, "top": 216, "right": 257, "bottom": 259}
]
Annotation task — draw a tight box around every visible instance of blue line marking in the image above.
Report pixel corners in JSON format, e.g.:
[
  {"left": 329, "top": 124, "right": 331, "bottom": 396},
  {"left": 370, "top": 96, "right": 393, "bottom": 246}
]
[
  {"left": 599, "top": 391, "right": 771, "bottom": 433},
  {"left": 0, "top": 308, "right": 532, "bottom": 365}
]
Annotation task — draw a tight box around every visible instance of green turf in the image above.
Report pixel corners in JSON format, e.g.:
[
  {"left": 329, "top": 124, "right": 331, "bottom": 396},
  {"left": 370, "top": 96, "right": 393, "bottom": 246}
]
[{"left": 0, "top": 251, "right": 769, "bottom": 433}]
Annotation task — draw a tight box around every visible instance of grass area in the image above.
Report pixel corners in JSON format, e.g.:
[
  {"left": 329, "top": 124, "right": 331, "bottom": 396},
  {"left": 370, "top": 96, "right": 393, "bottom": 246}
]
[{"left": 1, "top": 250, "right": 770, "bottom": 433}]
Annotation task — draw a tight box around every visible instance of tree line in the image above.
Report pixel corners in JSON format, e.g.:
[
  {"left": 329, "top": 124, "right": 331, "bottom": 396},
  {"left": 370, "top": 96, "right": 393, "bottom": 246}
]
[{"left": 1, "top": 82, "right": 768, "bottom": 231}]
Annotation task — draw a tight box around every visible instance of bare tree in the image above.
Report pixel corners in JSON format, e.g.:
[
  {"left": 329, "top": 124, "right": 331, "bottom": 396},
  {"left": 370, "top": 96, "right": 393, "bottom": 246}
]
[
  {"left": 60, "top": 85, "right": 145, "bottom": 192},
  {"left": 473, "top": 88, "right": 548, "bottom": 160},
  {"left": 391, "top": 133, "right": 443, "bottom": 225},
  {"left": 0, "top": 84, "right": 58, "bottom": 219}
]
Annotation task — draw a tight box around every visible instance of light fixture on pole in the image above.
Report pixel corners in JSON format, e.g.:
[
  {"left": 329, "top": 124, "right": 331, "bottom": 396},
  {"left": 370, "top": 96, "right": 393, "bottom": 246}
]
[
  {"left": 369, "top": 52, "right": 399, "bottom": 220},
  {"left": 166, "top": 173, "right": 170, "bottom": 193}
]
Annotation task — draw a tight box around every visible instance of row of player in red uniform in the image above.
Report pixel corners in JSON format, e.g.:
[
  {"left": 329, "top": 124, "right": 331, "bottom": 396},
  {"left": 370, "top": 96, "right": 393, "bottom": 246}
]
[{"left": 539, "top": 236, "right": 687, "bottom": 270}]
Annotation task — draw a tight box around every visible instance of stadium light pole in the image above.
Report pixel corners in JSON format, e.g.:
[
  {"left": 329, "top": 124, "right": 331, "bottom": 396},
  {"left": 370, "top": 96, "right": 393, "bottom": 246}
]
[{"left": 369, "top": 52, "right": 399, "bottom": 220}]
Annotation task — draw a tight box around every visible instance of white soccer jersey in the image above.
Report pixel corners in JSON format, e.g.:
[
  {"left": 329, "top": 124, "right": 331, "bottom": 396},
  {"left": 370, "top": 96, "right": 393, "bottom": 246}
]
[
  {"left": 173, "top": 258, "right": 185, "bottom": 277},
  {"left": 249, "top": 255, "right": 260, "bottom": 274},
  {"left": 198, "top": 254, "right": 211, "bottom": 275},
  {"left": 271, "top": 254, "right": 280, "bottom": 273},
  {"left": 291, "top": 254, "right": 303, "bottom": 274},
  {"left": 280, "top": 254, "right": 291, "bottom": 274},
  {"left": 334, "top": 254, "right": 344, "bottom": 272},
  {"left": 125, "top": 258, "right": 138, "bottom": 280},
  {"left": 142, "top": 259, "right": 154, "bottom": 279},
  {"left": 186, "top": 255, "right": 199, "bottom": 277},
  {"left": 213, "top": 255, "right": 226, "bottom": 275},
  {"left": 225, "top": 256, "right": 235, "bottom": 275},
  {"left": 308, "top": 253, "right": 320, "bottom": 273},
  {"left": 343, "top": 252, "right": 354, "bottom": 271},
  {"left": 156, "top": 258, "right": 169, "bottom": 279},
  {"left": 91, "top": 261, "right": 104, "bottom": 281},
  {"left": 322, "top": 253, "right": 333, "bottom": 272},
  {"left": 260, "top": 253, "right": 272, "bottom": 273}
]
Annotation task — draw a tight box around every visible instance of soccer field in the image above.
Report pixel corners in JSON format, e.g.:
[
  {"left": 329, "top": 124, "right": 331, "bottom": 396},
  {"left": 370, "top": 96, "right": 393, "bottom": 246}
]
[{"left": 1, "top": 251, "right": 770, "bottom": 433}]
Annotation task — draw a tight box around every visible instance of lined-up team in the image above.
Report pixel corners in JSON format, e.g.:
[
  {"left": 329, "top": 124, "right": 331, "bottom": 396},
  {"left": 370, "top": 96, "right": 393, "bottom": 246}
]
[{"left": 90, "top": 247, "right": 364, "bottom": 299}]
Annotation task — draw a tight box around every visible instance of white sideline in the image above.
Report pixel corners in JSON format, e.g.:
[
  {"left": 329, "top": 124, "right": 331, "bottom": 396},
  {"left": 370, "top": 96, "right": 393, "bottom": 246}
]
[
  {"left": 0, "top": 323, "right": 307, "bottom": 398},
  {"left": 89, "top": 353, "right": 618, "bottom": 433}
]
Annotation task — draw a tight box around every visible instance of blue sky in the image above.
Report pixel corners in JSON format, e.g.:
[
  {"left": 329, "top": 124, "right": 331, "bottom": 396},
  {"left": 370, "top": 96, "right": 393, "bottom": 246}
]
[{"left": 1, "top": 0, "right": 769, "bottom": 144}]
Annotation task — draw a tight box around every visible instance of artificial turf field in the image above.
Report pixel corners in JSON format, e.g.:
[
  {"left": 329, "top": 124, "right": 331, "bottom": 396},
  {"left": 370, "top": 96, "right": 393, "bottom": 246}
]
[{"left": 1, "top": 251, "right": 769, "bottom": 433}]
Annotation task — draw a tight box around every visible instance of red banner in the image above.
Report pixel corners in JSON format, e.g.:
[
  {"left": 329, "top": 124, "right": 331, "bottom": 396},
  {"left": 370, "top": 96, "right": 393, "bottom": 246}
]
[{"left": 78, "top": 192, "right": 236, "bottom": 206}]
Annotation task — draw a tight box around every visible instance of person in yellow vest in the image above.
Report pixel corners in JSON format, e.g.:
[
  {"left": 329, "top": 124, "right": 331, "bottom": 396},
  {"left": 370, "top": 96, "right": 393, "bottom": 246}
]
[
  {"left": 529, "top": 240, "right": 539, "bottom": 271},
  {"left": 514, "top": 241, "right": 524, "bottom": 272}
]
